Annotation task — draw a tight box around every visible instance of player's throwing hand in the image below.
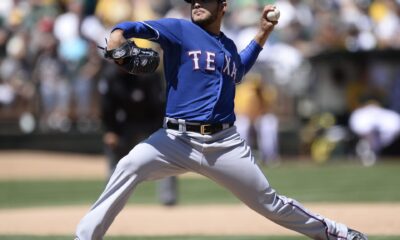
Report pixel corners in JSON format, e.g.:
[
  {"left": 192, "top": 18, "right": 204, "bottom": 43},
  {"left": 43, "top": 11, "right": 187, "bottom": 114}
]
[{"left": 254, "top": 5, "right": 279, "bottom": 47}]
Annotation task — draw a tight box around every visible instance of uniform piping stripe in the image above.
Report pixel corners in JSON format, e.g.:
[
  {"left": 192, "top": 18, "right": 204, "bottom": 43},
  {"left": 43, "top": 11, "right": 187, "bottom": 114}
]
[
  {"left": 277, "top": 196, "right": 347, "bottom": 239},
  {"left": 140, "top": 21, "right": 160, "bottom": 40}
]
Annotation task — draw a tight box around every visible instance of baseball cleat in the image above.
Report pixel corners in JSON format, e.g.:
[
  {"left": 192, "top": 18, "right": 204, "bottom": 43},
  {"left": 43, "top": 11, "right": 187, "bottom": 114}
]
[{"left": 347, "top": 228, "right": 368, "bottom": 240}]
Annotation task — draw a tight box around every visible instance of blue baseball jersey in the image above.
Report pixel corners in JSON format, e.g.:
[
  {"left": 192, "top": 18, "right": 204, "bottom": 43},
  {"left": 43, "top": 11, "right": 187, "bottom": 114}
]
[{"left": 113, "top": 18, "right": 263, "bottom": 124}]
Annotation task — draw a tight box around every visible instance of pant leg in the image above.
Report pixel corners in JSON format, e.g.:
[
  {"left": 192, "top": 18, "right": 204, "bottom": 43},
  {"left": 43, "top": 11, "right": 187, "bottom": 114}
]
[
  {"left": 75, "top": 129, "right": 188, "bottom": 240},
  {"left": 198, "top": 130, "right": 348, "bottom": 240}
]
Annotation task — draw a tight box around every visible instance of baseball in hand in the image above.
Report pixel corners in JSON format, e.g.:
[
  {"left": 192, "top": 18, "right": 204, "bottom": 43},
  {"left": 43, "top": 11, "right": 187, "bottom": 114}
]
[{"left": 266, "top": 8, "right": 280, "bottom": 22}]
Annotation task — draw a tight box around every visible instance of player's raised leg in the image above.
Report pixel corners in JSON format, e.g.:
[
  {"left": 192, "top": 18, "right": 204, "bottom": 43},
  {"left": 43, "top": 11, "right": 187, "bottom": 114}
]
[{"left": 198, "top": 127, "right": 349, "bottom": 240}]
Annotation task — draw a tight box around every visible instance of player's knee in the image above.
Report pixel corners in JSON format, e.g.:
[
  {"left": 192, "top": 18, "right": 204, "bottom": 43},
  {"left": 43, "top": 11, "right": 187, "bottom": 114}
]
[
  {"left": 246, "top": 187, "right": 282, "bottom": 217},
  {"left": 115, "top": 155, "right": 143, "bottom": 178},
  {"left": 114, "top": 145, "right": 156, "bottom": 179}
]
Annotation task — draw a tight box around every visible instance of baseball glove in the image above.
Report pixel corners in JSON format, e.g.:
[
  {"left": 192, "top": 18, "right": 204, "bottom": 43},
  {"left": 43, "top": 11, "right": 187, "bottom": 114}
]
[{"left": 99, "top": 40, "right": 160, "bottom": 75}]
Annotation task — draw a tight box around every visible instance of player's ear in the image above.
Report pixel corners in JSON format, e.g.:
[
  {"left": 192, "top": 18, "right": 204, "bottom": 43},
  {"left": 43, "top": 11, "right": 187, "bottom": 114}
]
[{"left": 220, "top": 1, "right": 227, "bottom": 15}]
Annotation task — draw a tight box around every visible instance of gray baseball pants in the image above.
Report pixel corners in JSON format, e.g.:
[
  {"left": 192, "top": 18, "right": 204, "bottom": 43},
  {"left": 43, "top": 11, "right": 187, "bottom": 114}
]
[{"left": 75, "top": 126, "right": 348, "bottom": 240}]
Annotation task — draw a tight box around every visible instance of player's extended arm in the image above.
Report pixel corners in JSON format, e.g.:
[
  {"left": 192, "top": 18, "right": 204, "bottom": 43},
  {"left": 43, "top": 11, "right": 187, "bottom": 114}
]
[
  {"left": 107, "top": 19, "right": 180, "bottom": 51},
  {"left": 107, "top": 21, "right": 159, "bottom": 50}
]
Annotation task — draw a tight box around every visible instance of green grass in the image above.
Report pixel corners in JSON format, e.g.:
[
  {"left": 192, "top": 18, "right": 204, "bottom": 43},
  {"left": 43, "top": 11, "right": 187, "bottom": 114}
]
[
  {"left": 0, "top": 236, "right": 398, "bottom": 240},
  {"left": 264, "top": 162, "right": 400, "bottom": 202},
  {"left": 0, "top": 178, "right": 239, "bottom": 208},
  {"left": 1, "top": 162, "right": 400, "bottom": 208}
]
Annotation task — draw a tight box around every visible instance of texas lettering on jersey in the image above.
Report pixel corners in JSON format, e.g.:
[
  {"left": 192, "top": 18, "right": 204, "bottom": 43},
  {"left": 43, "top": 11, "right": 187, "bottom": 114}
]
[{"left": 188, "top": 50, "right": 238, "bottom": 81}]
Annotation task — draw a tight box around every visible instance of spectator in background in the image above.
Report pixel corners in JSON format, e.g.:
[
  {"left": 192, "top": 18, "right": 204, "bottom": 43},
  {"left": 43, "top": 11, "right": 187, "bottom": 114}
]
[
  {"left": 99, "top": 64, "right": 178, "bottom": 206},
  {"left": 370, "top": 0, "right": 400, "bottom": 48},
  {"left": 32, "top": 32, "right": 70, "bottom": 132},
  {"left": 53, "top": 0, "right": 92, "bottom": 129},
  {"left": 74, "top": 41, "right": 103, "bottom": 132},
  {"left": 0, "top": 21, "right": 14, "bottom": 112},
  {"left": 0, "top": 1, "right": 13, "bottom": 21},
  {"left": 339, "top": 0, "right": 376, "bottom": 51},
  {"left": 0, "top": 26, "right": 8, "bottom": 58},
  {"left": 235, "top": 73, "right": 280, "bottom": 166},
  {"left": 0, "top": 29, "right": 35, "bottom": 124},
  {"left": 349, "top": 97, "right": 400, "bottom": 166}
]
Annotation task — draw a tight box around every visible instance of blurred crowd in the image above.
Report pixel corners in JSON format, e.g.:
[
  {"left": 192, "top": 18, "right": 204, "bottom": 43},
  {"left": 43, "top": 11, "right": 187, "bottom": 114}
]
[{"left": 1, "top": 0, "right": 400, "bottom": 161}]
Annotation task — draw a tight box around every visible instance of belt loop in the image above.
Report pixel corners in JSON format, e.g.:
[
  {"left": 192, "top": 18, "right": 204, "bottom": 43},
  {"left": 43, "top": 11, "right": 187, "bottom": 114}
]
[
  {"left": 178, "top": 119, "right": 186, "bottom": 132},
  {"left": 163, "top": 117, "right": 169, "bottom": 128}
]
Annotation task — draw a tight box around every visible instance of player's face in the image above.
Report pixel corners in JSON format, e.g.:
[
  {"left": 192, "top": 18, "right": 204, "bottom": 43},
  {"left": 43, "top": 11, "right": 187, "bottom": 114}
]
[{"left": 190, "top": 0, "right": 225, "bottom": 27}]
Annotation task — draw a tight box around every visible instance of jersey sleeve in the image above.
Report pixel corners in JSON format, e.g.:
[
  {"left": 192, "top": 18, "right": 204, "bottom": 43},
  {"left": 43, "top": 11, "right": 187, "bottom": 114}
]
[
  {"left": 112, "top": 18, "right": 182, "bottom": 48},
  {"left": 239, "top": 40, "right": 263, "bottom": 74}
]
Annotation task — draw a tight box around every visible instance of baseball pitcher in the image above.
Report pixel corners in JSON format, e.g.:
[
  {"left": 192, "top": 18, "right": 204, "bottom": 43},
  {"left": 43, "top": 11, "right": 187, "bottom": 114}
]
[{"left": 75, "top": 1, "right": 368, "bottom": 239}]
